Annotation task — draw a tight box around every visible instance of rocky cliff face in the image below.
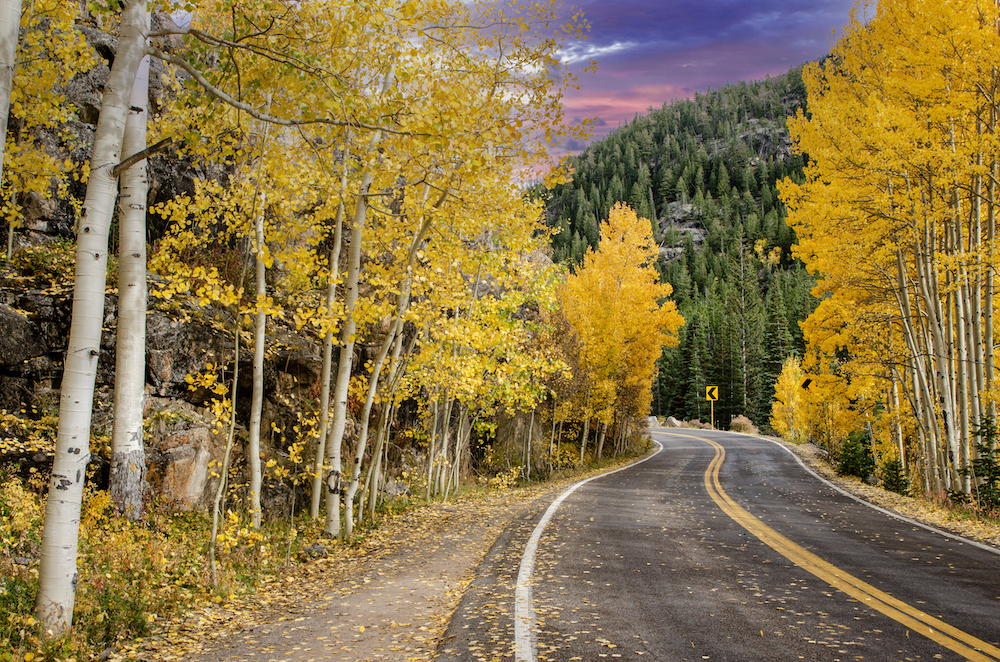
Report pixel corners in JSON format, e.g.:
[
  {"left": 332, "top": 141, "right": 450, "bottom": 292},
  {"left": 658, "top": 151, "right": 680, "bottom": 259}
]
[{"left": 0, "top": 250, "right": 331, "bottom": 514}]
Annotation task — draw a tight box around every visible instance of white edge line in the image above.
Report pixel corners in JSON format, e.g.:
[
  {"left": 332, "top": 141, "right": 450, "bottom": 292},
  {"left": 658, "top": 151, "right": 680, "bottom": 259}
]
[
  {"left": 731, "top": 431, "right": 1000, "bottom": 557},
  {"left": 513, "top": 440, "right": 665, "bottom": 662}
]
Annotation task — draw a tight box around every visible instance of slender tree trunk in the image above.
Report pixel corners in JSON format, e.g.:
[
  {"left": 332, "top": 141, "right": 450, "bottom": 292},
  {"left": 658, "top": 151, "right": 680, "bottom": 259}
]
[
  {"left": 310, "top": 143, "right": 350, "bottom": 520},
  {"left": 1, "top": 0, "right": 21, "bottom": 259},
  {"left": 210, "top": 325, "right": 241, "bottom": 588},
  {"left": 247, "top": 192, "right": 267, "bottom": 528},
  {"left": 548, "top": 395, "right": 556, "bottom": 474},
  {"left": 35, "top": 0, "right": 146, "bottom": 632},
  {"left": 247, "top": 96, "right": 272, "bottom": 529},
  {"left": 0, "top": 0, "right": 21, "bottom": 187},
  {"left": 364, "top": 324, "right": 417, "bottom": 519},
  {"left": 426, "top": 396, "right": 438, "bottom": 501},
  {"left": 595, "top": 421, "right": 608, "bottom": 459},
  {"left": 524, "top": 407, "right": 534, "bottom": 479},
  {"left": 324, "top": 63, "right": 395, "bottom": 538},
  {"left": 579, "top": 385, "right": 591, "bottom": 464},
  {"left": 438, "top": 395, "right": 453, "bottom": 494},
  {"left": 343, "top": 314, "right": 401, "bottom": 536},
  {"left": 109, "top": 26, "right": 149, "bottom": 520}
]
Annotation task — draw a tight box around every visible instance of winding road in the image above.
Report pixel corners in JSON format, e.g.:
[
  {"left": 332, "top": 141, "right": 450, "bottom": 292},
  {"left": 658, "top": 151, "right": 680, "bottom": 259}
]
[{"left": 438, "top": 428, "right": 1000, "bottom": 662}]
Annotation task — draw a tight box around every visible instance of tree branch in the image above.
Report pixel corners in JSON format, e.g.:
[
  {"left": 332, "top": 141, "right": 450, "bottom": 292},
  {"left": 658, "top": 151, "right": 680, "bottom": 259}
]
[
  {"left": 112, "top": 137, "right": 174, "bottom": 177},
  {"left": 145, "top": 46, "right": 422, "bottom": 137}
]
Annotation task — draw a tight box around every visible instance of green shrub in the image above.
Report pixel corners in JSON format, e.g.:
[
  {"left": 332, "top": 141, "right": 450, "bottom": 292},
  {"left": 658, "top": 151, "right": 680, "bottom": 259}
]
[
  {"left": 881, "top": 458, "right": 909, "bottom": 496},
  {"left": 837, "top": 431, "right": 875, "bottom": 480},
  {"left": 955, "top": 416, "right": 1000, "bottom": 513}
]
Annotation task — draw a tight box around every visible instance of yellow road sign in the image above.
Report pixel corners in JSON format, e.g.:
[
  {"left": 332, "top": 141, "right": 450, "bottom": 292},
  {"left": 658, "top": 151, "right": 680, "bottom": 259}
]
[{"left": 706, "top": 386, "right": 718, "bottom": 401}]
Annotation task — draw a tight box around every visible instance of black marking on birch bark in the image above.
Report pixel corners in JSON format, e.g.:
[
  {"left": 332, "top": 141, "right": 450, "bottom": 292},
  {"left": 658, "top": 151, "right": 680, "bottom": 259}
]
[
  {"left": 55, "top": 478, "right": 72, "bottom": 490},
  {"left": 68, "top": 447, "right": 81, "bottom": 454},
  {"left": 326, "top": 470, "right": 341, "bottom": 494},
  {"left": 71, "top": 573, "right": 78, "bottom": 592},
  {"left": 83, "top": 226, "right": 90, "bottom": 233}
]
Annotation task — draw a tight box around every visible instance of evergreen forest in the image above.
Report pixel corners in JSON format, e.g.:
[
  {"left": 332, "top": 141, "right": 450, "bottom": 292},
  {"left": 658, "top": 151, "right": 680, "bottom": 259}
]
[{"left": 546, "top": 69, "right": 818, "bottom": 428}]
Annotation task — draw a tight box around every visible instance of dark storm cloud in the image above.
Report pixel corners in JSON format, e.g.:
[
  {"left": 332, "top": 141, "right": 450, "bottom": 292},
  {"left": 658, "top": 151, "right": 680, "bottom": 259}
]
[{"left": 557, "top": 0, "right": 857, "bottom": 146}]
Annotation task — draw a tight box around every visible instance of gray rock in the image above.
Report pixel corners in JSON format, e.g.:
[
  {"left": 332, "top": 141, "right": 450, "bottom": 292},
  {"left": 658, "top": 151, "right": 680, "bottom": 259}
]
[
  {"left": 0, "top": 304, "right": 47, "bottom": 365},
  {"left": 303, "top": 543, "right": 328, "bottom": 557}
]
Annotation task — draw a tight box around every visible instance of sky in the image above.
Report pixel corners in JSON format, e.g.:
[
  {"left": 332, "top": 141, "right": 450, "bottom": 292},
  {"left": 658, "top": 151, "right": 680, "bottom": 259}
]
[{"left": 557, "top": 0, "right": 859, "bottom": 151}]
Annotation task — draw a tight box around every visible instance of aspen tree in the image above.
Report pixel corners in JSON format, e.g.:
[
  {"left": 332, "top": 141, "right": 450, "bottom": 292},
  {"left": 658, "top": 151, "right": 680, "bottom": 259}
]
[
  {"left": 35, "top": 0, "right": 148, "bottom": 634},
  {"left": 562, "top": 203, "right": 684, "bottom": 435},
  {"left": 0, "top": 0, "right": 21, "bottom": 186},
  {"left": 109, "top": 10, "right": 150, "bottom": 520},
  {"left": 782, "top": 0, "right": 1000, "bottom": 494},
  {"left": 247, "top": 97, "right": 272, "bottom": 529}
]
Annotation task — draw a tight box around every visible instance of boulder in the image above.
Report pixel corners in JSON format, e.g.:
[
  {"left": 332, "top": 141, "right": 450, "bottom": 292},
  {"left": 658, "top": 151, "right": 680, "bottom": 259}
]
[
  {"left": 0, "top": 304, "right": 47, "bottom": 366},
  {"left": 147, "top": 426, "right": 217, "bottom": 510},
  {"left": 665, "top": 416, "right": 683, "bottom": 428}
]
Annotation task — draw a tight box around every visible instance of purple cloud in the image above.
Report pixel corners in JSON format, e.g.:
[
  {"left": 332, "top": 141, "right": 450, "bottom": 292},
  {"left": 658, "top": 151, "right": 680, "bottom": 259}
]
[{"left": 556, "top": 0, "right": 856, "bottom": 146}]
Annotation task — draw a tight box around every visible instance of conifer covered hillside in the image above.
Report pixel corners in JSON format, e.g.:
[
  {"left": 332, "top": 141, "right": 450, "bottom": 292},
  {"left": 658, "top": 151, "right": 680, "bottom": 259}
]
[{"left": 545, "top": 67, "right": 819, "bottom": 429}]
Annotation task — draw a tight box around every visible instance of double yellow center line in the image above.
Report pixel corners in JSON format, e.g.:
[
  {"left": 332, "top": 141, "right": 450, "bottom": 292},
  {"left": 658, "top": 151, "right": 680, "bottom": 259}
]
[{"left": 674, "top": 432, "right": 1000, "bottom": 661}]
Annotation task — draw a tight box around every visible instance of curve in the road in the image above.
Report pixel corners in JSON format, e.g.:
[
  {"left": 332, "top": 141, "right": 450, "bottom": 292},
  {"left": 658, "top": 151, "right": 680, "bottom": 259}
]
[
  {"left": 681, "top": 430, "right": 1000, "bottom": 662},
  {"left": 512, "top": 441, "right": 664, "bottom": 662}
]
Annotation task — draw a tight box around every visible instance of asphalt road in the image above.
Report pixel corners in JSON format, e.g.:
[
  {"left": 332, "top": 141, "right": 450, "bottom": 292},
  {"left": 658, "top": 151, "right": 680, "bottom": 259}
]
[{"left": 437, "top": 428, "right": 1000, "bottom": 662}]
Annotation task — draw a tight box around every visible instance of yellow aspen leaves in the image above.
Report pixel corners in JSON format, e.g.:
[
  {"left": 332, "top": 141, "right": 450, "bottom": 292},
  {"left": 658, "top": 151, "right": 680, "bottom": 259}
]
[{"left": 561, "top": 203, "right": 684, "bottom": 421}]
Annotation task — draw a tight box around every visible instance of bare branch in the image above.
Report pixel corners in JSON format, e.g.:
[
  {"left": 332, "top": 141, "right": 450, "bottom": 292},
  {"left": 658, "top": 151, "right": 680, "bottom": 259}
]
[
  {"left": 145, "top": 45, "right": 423, "bottom": 137},
  {"left": 112, "top": 137, "right": 174, "bottom": 177}
]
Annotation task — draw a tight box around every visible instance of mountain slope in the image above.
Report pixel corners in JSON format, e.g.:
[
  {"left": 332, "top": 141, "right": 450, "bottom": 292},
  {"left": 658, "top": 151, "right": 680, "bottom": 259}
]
[{"left": 546, "top": 66, "right": 818, "bottom": 429}]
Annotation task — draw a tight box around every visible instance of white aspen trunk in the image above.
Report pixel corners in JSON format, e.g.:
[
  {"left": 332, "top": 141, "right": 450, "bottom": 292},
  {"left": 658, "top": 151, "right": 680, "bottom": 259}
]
[
  {"left": 890, "top": 369, "right": 904, "bottom": 460},
  {"left": 548, "top": 395, "right": 556, "bottom": 474},
  {"left": 109, "top": 23, "right": 149, "bottom": 520},
  {"left": 0, "top": 0, "right": 22, "bottom": 186},
  {"left": 248, "top": 188, "right": 267, "bottom": 528},
  {"left": 579, "top": 415, "right": 590, "bottom": 464},
  {"left": 986, "top": 148, "right": 996, "bottom": 421},
  {"left": 35, "top": 0, "right": 146, "bottom": 633},
  {"left": 310, "top": 145, "right": 350, "bottom": 520},
  {"left": 524, "top": 407, "right": 534, "bottom": 478},
  {"left": 595, "top": 421, "right": 608, "bottom": 459},
  {"left": 948, "top": 203, "right": 973, "bottom": 493},
  {"left": 917, "top": 227, "right": 960, "bottom": 489},
  {"left": 246, "top": 95, "right": 272, "bottom": 529},
  {"left": 425, "top": 396, "right": 438, "bottom": 501},
  {"left": 970, "top": 156, "right": 986, "bottom": 428},
  {"left": 343, "top": 315, "right": 400, "bottom": 536},
  {"left": 360, "top": 400, "right": 391, "bottom": 520},
  {"left": 341, "top": 183, "right": 433, "bottom": 532},
  {"left": 324, "top": 173, "right": 371, "bottom": 537},
  {"left": 365, "top": 320, "right": 416, "bottom": 519},
  {"left": 438, "top": 395, "right": 453, "bottom": 494},
  {"left": 449, "top": 407, "right": 470, "bottom": 496},
  {"left": 324, "top": 62, "right": 394, "bottom": 537}
]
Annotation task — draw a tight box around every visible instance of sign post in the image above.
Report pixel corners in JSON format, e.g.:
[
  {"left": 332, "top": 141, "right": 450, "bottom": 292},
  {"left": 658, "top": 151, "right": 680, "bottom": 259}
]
[{"left": 705, "top": 385, "right": 718, "bottom": 429}]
